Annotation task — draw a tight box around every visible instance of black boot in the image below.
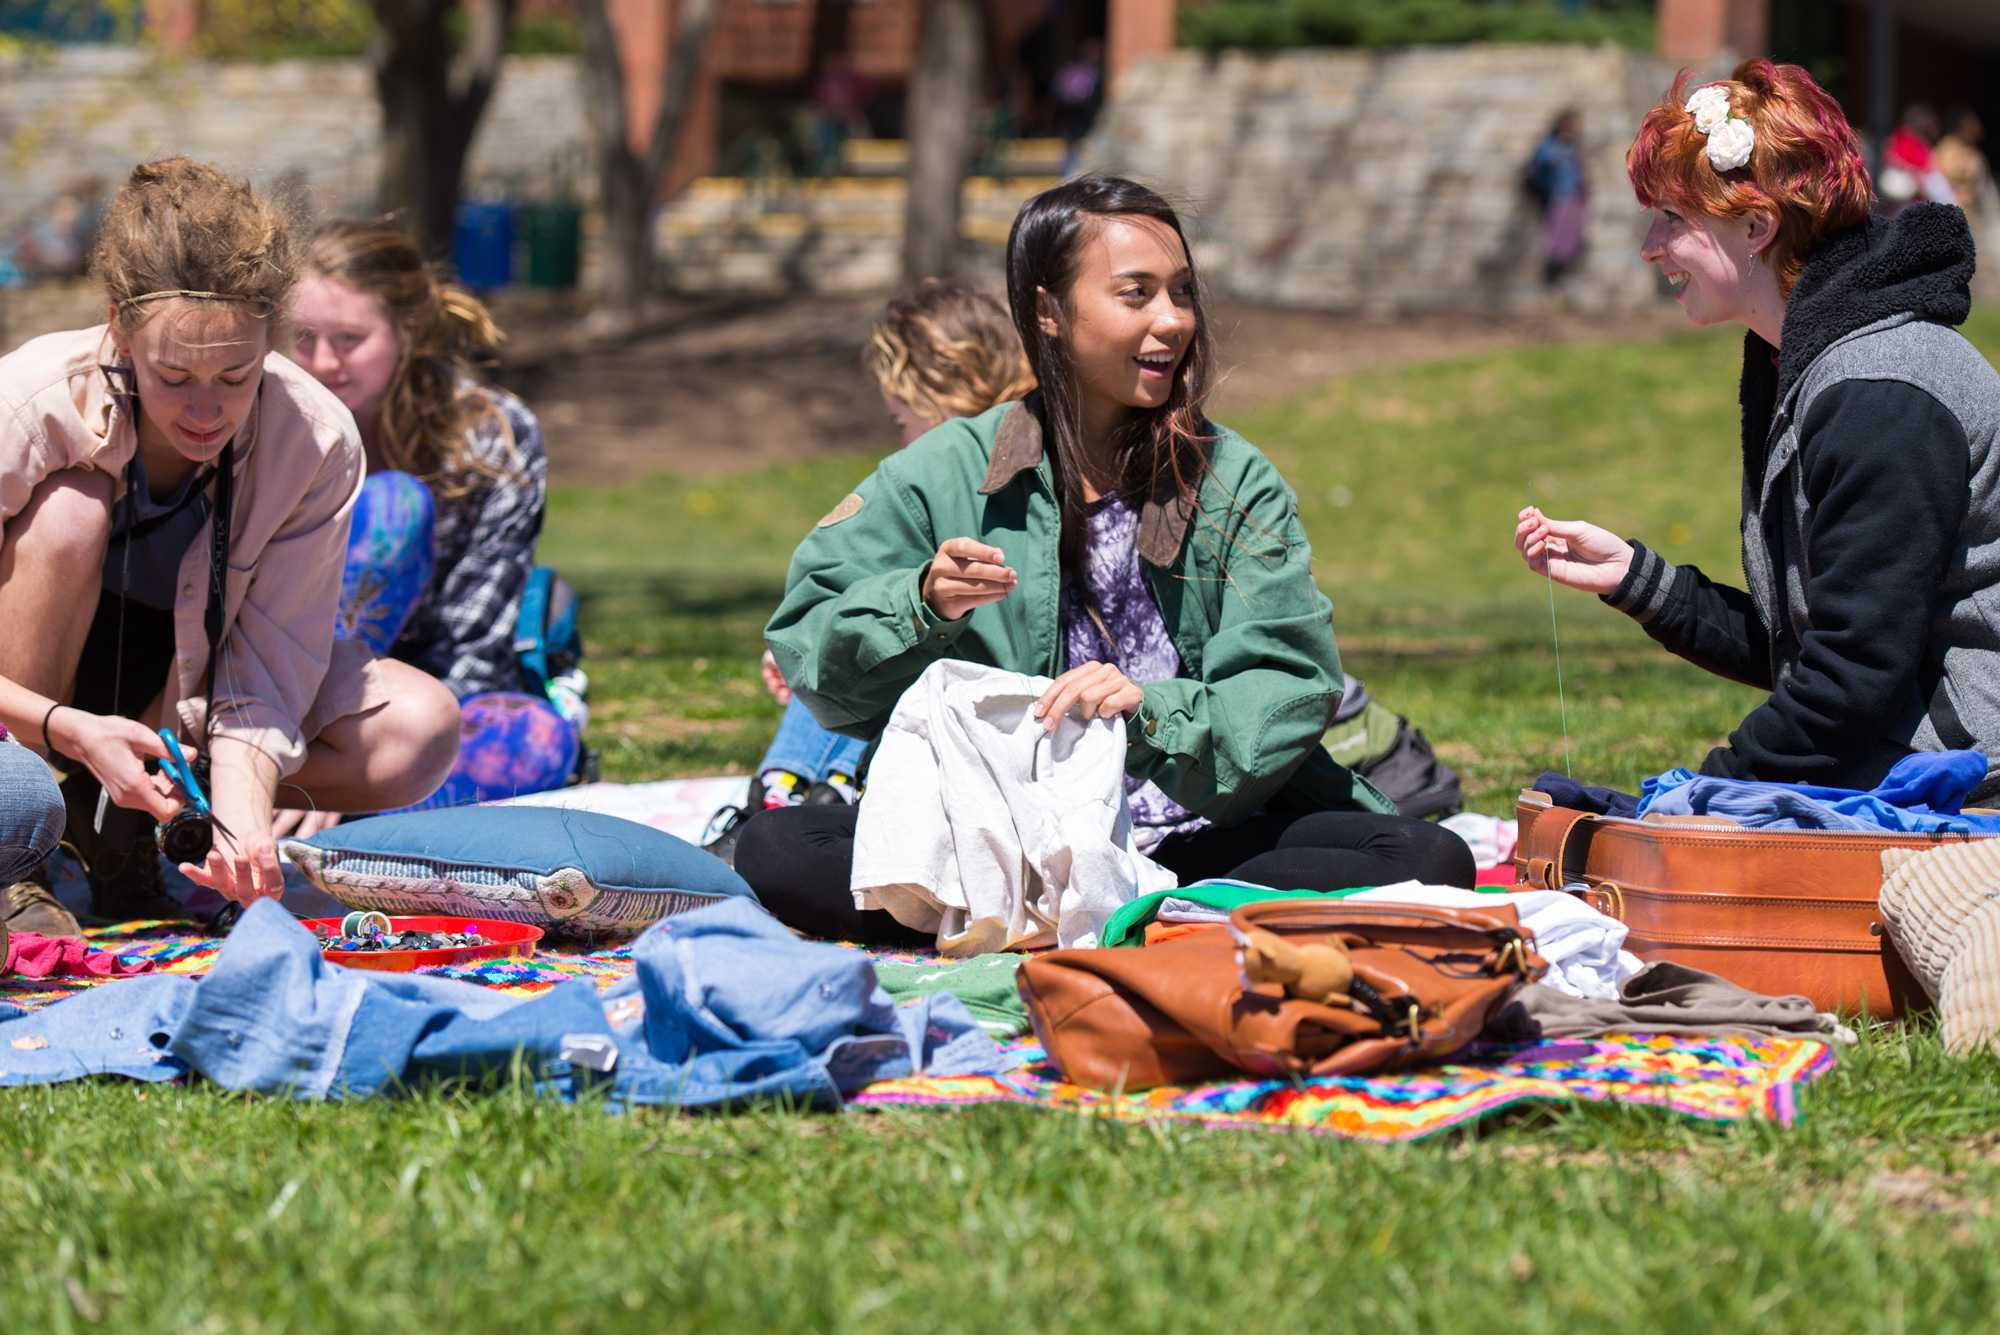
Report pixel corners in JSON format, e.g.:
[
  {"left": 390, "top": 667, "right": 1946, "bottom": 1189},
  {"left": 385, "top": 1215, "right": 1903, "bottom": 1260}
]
[
  {"left": 701, "top": 775, "right": 769, "bottom": 869},
  {"left": 59, "top": 773, "right": 193, "bottom": 926}
]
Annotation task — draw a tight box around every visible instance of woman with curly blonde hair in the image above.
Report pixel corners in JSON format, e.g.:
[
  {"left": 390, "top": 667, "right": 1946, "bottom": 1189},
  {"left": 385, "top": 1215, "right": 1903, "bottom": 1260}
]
[
  {"left": 705, "top": 279, "right": 1033, "bottom": 862},
  {"left": 286, "top": 219, "right": 570, "bottom": 829},
  {"left": 866, "top": 279, "right": 1037, "bottom": 445}
]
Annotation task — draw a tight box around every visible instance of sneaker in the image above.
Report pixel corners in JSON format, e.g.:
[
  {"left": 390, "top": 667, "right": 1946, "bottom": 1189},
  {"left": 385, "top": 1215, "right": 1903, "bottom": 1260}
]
[
  {"left": 3, "top": 863, "right": 83, "bottom": 940},
  {"left": 759, "top": 769, "right": 808, "bottom": 808},
  {"left": 700, "top": 775, "right": 768, "bottom": 869},
  {"left": 804, "top": 773, "right": 863, "bottom": 805},
  {"left": 59, "top": 774, "right": 192, "bottom": 926}
]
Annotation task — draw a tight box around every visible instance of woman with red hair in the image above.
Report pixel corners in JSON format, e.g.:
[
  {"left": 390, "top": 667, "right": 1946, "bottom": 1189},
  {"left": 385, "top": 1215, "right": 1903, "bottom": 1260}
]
[{"left": 1516, "top": 60, "right": 2000, "bottom": 799}]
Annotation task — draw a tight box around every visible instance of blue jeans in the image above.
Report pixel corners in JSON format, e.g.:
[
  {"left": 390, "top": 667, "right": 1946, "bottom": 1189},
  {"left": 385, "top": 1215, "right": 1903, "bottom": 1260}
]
[
  {"left": 0, "top": 741, "right": 65, "bottom": 884},
  {"left": 758, "top": 697, "right": 866, "bottom": 783}
]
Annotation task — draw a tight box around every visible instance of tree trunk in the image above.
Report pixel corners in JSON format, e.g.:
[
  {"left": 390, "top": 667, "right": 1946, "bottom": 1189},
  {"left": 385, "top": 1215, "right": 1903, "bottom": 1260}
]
[
  {"left": 597, "top": 157, "right": 655, "bottom": 306},
  {"left": 901, "top": 0, "right": 985, "bottom": 286},
  {"left": 369, "top": 0, "right": 517, "bottom": 260},
  {"left": 577, "top": 0, "right": 722, "bottom": 317}
]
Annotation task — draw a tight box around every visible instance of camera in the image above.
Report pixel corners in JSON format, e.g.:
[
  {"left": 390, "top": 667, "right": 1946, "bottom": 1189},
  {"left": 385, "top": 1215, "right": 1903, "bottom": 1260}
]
[
  {"left": 153, "top": 749, "right": 214, "bottom": 864},
  {"left": 156, "top": 806, "right": 215, "bottom": 865}
]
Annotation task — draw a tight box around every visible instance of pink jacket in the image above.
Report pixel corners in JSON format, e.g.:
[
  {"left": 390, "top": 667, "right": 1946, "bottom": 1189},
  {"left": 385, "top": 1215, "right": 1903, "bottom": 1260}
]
[{"left": 0, "top": 325, "right": 363, "bottom": 776}]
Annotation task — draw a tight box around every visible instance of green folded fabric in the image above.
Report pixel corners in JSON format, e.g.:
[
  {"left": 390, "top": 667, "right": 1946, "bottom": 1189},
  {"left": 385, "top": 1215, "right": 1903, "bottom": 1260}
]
[
  {"left": 1099, "top": 881, "right": 1379, "bottom": 948},
  {"left": 873, "top": 953, "right": 1031, "bottom": 1037}
]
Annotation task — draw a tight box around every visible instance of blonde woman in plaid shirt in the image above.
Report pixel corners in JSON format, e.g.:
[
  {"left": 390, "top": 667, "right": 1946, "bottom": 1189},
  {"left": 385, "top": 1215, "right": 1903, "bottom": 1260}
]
[{"left": 282, "top": 220, "right": 567, "bottom": 833}]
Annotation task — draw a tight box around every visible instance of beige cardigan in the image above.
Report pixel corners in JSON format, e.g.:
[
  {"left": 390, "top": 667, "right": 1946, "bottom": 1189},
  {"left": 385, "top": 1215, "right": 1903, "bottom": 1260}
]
[{"left": 0, "top": 324, "right": 364, "bottom": 776}]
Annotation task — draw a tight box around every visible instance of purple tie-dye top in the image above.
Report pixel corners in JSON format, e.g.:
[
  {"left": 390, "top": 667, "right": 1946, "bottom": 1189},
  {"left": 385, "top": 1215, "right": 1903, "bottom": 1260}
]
[{"left": 1061, "top": 494, "right": 1208, "bottom": 851}]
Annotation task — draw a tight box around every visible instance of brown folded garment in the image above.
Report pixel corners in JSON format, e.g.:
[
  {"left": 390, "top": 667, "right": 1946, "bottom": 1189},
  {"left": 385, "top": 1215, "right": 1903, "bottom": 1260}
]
[{"left": 1485, "top": 961, "right": 1850, "bottom": 1043}]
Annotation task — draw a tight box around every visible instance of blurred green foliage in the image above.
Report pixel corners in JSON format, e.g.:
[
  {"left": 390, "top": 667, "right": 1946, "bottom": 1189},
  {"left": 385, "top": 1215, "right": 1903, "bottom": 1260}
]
[
  {"left": 1179, "top": 0, "right": 1656, "bottom": 53},
  {"left": 0, "top": 0, "right": 580, "bottom": 61},
  {"left": 191, "top": 0, "right": 372, "bottom": 60}
]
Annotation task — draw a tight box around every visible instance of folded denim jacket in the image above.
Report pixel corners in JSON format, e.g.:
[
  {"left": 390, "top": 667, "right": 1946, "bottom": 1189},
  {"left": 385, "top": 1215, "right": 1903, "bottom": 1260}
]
[{"left": 0, "top": 898, "right": 1010, "bottom": 1107}]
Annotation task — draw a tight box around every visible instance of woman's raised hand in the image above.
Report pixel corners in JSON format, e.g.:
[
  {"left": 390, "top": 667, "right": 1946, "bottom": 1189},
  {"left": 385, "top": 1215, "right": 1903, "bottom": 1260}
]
[
  {"left": 1515, "top": 506, "right": 1636, "bottom": 596},
  {"left": 922, "top": 537, "right": 1019, "bottom": 621}
]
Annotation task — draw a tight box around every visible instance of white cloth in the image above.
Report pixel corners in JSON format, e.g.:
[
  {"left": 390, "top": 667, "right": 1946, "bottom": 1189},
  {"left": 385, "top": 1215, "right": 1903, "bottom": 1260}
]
[
  {"left": 1346, "top": 883, "right": 1643, "bottom": 1000},
  {"left": 1439, "top": 812, "right": 1518, "bottom": 867},
  {"left": 851, "top": 661, "right": 1177, "bottom": 955}
]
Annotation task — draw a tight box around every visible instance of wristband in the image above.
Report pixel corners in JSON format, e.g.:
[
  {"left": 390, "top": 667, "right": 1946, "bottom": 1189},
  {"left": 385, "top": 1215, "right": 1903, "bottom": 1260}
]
[{"left": 41, "top": 701, "right": 66, "bottom": 759}]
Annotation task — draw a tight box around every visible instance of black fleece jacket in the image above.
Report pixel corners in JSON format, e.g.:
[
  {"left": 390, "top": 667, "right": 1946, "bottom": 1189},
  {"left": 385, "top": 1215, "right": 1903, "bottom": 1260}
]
[{"left": 1607, "top": 204, "right": 1978, "bottom": 787}]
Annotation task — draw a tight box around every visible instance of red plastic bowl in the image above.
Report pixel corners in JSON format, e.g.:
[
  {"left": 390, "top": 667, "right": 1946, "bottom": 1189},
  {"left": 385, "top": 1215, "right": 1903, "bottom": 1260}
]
[{"left": 302, "top": 915, "right": 543, "bottom": 973}]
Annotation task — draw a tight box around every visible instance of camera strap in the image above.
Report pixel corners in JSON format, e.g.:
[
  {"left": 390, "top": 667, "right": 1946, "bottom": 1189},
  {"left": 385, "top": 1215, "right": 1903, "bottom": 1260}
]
[
  {"left": 91, "top": 443, "right": 233, "bottom": 835},
  {"left": 201, "top": 442, "right": 235, "bottom": 754}
]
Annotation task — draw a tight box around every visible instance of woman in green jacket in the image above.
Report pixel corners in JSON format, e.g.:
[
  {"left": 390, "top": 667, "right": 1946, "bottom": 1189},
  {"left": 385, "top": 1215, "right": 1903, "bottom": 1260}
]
[{"left": 742, "top": 176, "right": 1472, "bottom": 942}]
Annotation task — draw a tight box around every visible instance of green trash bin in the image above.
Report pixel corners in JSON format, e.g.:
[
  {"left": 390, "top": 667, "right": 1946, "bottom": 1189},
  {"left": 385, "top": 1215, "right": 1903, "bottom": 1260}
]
[{"left": 519, "top": 202, "right": 582, "bottom": 290}]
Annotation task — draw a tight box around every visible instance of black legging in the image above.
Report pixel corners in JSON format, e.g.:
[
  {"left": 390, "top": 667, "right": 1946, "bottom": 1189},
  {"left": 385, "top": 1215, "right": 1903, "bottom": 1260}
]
[{"left": 731, "top": 803, "right": 1475, "bottom": 945}]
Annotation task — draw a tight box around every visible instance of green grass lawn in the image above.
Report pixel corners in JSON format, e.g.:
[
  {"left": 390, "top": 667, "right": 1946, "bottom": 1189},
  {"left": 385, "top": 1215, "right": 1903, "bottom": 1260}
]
[{"left": 7, "top": 314, "right": 2000, "bottom": 1332}]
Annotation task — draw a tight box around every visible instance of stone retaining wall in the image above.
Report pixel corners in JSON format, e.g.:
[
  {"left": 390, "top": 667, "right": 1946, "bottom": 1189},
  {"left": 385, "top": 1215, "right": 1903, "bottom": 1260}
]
[
  {"left": 0, "top": 47, "right": 588, "bottom": 234},
  {"left": 1079, "top": 44, "right": 1674, "bottom": 314},
  {"left": 8, "top": 43, "right": 1996, "bottom": 314},
  {"left": 1084, "top": 44, "right": 2000, "bottom": 313}
]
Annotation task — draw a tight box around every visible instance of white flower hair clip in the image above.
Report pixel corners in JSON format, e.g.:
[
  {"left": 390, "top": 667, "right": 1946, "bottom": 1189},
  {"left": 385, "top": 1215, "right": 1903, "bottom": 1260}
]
[{"left": 1684, "top": 84, "right": 1755, "bottom": 172}]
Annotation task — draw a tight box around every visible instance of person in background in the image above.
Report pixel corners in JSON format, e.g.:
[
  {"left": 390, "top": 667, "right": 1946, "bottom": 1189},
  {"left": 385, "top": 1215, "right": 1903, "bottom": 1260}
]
[
  {"left": 705, "top": 280, "right": 1034, "bottom": 864},
  {"left": 1879, "top": 104, "right": 1956, "bottom": 213},
  {"left": 741, "top": 175, "right": 1473, "bottom": 944},
  {"left": 1933, "top": 107, "right": 1992, "bottom": 222},
  {"left": 1527, "top": 108, "right": 1590, "bottom": 286},
  {"left": 1517, "top": 61, "right": 2000, "bottom": 801},
  {"left": 811, "top": 55, "right": 871, "bottom": 177},
  {"left": 0, "top": 158, "right": 460, "bottom": 936},
  {"left": 1052, "top": 40, "right": 1105, "bottom": 175},
  {"left": 285, "top": 219, "right": 574, "bottom": 832}
]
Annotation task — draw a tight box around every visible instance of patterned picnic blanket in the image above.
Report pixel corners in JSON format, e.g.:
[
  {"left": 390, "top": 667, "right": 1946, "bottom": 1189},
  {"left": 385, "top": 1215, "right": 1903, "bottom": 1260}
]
[
  {"left": 0, "top": 923, "right": 1834, "bottom": 1140},
  {"left": 0, "top": 921, "right": 637, "bottom": 1012},
  {"left": 851, "top": 1033, "right": 1835, "bottom": 1141}
]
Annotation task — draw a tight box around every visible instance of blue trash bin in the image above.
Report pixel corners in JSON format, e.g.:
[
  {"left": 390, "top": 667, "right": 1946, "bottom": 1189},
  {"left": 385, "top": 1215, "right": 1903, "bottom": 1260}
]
[{"left": 452, "top": 201, "right": 515, "bottom": 291}]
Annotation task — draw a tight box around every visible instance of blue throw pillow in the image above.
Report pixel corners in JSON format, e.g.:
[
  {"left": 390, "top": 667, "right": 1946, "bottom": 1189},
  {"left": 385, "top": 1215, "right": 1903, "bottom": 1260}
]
[{"left": 281, "top": 807, "right": 756, "bottom": 939}]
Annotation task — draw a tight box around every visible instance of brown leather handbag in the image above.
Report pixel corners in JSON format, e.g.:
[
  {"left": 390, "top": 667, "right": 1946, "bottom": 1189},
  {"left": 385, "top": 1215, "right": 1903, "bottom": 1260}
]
[
  {"left": 1512, "top": 787, "right": 1983, "bottom": 1016},
  {"left": 1016, "top": 901, "right": 1545, "bottom": 1092}
]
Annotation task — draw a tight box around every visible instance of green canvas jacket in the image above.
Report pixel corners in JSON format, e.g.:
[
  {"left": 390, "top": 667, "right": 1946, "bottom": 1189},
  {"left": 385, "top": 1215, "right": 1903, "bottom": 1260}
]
[{"left": 765, "top": 398, "right": 1394, "bottom": 828}]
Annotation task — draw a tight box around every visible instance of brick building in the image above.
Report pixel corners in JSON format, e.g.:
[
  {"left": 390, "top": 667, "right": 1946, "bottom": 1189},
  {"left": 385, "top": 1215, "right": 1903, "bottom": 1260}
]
[
  {"left": 131, "top": 1, "right": 1175, "bottom": 195},
  {"left": 606, "top": 1, "right": 1174, "bottom": 193}
]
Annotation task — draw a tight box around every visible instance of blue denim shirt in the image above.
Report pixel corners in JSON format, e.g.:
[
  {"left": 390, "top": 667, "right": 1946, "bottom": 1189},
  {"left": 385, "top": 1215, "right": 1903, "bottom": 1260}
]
[{"left": 0, "top": 899, "right": 1010, "bottom": 1105}]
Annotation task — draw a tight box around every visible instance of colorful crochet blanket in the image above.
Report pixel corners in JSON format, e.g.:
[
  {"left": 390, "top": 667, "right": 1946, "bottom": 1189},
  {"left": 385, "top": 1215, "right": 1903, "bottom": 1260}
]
[
  {"left": 0, "top": 921, "right": 635, "bottom": 1013},
  {"left": 850, "top": 1033, "right": 1835, "bottom": 1141},
  {"left": 0, "top": 923, "right": 1834, "bottom": 1141}
]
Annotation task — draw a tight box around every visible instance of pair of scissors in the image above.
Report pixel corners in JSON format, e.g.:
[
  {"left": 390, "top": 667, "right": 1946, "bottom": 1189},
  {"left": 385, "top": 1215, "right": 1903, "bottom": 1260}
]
[{"left": 157, "top": 727, "right": 238, "bottom": 846}]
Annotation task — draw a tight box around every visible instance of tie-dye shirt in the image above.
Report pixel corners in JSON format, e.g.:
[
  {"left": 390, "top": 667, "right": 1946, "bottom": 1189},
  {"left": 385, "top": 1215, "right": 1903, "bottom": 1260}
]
[{"left": 1060, "top": 494, "right": 1208, "bottom": 851}]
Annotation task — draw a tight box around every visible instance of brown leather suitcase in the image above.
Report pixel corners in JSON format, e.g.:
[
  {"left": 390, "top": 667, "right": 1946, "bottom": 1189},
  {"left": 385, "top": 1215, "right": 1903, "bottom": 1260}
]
[{"left": 1511, "top": 787, "right": 1982, "bottom": 1016}]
